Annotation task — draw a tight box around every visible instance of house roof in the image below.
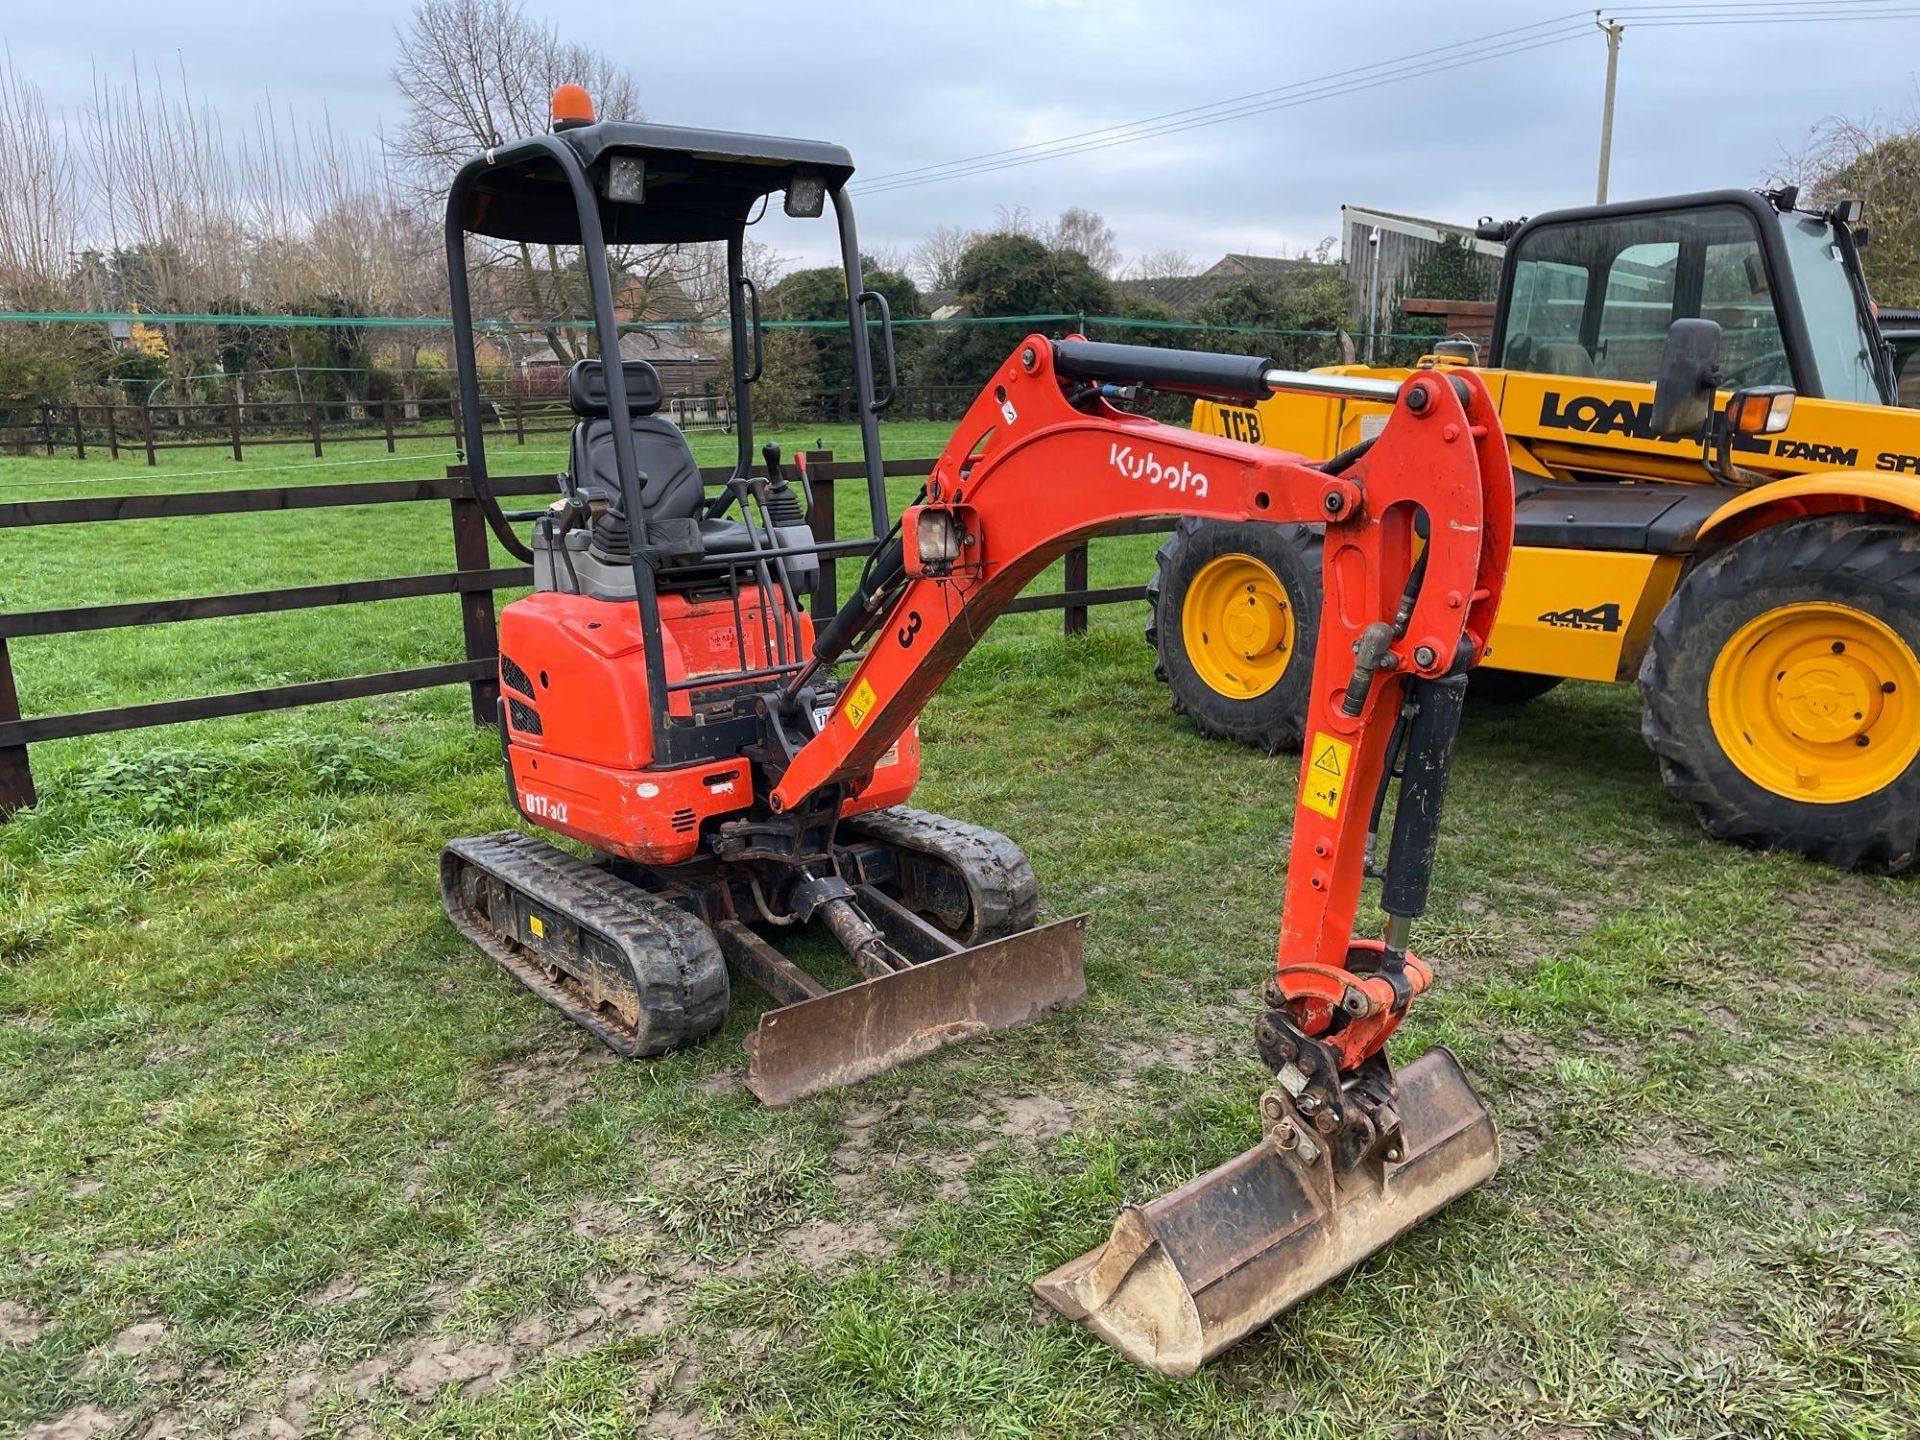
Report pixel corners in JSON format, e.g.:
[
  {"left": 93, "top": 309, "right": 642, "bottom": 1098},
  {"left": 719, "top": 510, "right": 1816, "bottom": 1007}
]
[{"left": 1115, "top": 254, "right": 1334, "bottom": 318}]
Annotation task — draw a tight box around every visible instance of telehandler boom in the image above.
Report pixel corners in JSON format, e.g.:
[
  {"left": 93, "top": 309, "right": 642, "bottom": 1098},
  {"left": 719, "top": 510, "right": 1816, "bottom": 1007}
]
[{"left": 438, "top": 91, "right": 1512, "bottom": 1374}]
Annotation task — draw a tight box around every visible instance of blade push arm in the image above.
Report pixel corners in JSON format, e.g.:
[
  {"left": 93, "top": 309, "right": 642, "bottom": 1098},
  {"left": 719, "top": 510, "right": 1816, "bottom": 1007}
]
[{"left": 772, "top": 335, "right": 1512, "bottom": 1073}]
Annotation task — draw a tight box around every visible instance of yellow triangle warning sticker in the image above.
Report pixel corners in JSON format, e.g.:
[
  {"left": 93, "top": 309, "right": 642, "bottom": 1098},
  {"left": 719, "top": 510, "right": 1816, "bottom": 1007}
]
[{"left": 1303, "top": 731, "right": 1353, "bottom": 819}]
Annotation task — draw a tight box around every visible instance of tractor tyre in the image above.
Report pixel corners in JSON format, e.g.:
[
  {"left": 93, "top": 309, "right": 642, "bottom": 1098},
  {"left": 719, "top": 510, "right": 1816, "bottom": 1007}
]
[
  {"left": 1469, "top": 670, "right": 1564, "bottom": 704},
  {"left": 1639, "top": 515, "right": 1920, "bottom": 874},
  {"left": 1147, "top": 519, "right": 1321, "bottom": 752}
]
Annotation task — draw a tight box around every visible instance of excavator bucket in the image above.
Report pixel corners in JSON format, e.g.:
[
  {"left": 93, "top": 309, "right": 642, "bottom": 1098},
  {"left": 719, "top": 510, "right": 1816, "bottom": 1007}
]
[
  {"left": 732, "top": 916, "right": 1088, "bottom": 1108},
  {"left": 1033, "top": 1046, "right": 1497, "bottom": 1377}
]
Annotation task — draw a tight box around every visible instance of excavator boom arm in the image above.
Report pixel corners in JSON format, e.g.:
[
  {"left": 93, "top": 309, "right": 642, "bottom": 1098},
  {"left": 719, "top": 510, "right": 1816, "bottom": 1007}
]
[{"left": 772, "top": 337, "right": 1512, "bottom": 1060}]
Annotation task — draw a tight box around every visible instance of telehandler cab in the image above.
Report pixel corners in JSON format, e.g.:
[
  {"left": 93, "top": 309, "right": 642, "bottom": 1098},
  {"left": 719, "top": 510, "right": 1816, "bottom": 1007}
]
[
  {"left": 437, "top": 88, "right": 1513, "bottom": 1374},
  {"left": 1162, "top": 187, "right": 1920, "bottom": 873}
]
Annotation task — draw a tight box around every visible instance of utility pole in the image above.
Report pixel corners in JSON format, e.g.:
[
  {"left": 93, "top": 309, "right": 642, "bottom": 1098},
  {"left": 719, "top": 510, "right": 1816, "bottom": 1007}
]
[{"left": 1596, "top": 15, "right": 1624, "bottom": 204}]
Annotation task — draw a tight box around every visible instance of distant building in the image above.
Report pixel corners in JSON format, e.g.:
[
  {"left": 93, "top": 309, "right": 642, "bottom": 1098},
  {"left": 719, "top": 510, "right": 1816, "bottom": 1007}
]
[
  {"left": 1116, "top": 253, "right": 1334, "bottom": 318},
  {"left": 476, "top": 267, "right": 723, "bottom": 399},
  {"left": 1340, "top": 206, "right": 1505, "bottom": 356}
]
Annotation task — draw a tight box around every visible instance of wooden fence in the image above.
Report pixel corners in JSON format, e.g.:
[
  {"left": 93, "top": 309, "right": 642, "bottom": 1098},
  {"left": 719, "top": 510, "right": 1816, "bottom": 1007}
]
[
  {"left": 0, "top": 387, "right": 990, "bottom": 466},
  {"left": 0, "top": 452, "right": 1171, "bottom": 819}
]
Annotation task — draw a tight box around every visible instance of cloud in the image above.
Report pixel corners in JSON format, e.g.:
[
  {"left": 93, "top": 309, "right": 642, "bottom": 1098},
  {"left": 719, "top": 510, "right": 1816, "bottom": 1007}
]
[{"left": 18, "top": 0, "right": 1918, "bottom": 274}]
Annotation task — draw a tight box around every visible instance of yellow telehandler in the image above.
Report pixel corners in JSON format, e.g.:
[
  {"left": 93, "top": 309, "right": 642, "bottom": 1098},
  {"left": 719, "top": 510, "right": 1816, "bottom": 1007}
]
[{"left": 1158, "top": 186, "right": 1920, "bottom": 872}]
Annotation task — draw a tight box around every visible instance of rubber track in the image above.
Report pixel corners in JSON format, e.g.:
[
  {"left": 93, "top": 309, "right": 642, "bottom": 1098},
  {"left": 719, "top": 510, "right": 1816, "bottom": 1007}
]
[
  {"left": 442, "top": 831, "right": 729, "bottom": 1056},
  {"left": 843, "top": 806, "right": 1040, "bottom": 945}
]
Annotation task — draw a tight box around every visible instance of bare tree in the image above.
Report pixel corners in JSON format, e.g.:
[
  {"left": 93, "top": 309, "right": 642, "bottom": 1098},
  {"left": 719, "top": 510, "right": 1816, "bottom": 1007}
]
[
  {"left": 1049, "top": 206, "right": 1121, "bottom": 276},
  {"left": 1126, "top": 248, "right": 1197, "bottom": 282},
  {"left": 910, "top": 224, "right": 970, "bottom": 293},
  {"left": 391, "top": 0, "right": 659, "bottom": 363},
  {"left": 992, "top": 204, "right": 1041, "bottom": 239},
  {"left": 0, "top": 50, "right": 80, "bottom": 298},
  {"left": 1780, "top": 110, "right": 1920, "bottom": 307}
]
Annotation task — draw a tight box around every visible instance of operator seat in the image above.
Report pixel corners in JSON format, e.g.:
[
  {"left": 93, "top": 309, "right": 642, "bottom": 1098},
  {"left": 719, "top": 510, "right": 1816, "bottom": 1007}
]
[{"left": 531, "top": 357, "right": 814, "bottom": 601}]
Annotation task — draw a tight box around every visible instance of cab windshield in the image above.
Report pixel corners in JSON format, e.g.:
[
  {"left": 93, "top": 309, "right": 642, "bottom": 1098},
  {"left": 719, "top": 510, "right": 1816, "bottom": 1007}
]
[
  {"left": 1778, "top": 214, "right": 1887, "bottom": 405},
  {"left": 1498, "top": 199, "right": 1892, "bottom": 405}
]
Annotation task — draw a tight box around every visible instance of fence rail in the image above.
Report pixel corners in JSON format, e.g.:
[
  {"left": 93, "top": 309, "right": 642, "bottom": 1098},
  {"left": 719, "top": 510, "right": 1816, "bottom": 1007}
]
[
  {"left": 0, "top": 387, "right": 1003, "bottom": 466},
  {"left": 0, "top": 453, "right": 1170, "bottom": 819}
]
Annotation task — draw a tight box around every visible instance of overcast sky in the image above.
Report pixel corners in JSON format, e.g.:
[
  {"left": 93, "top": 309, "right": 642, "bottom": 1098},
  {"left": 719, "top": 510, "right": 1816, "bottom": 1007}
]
[{"left": 10, "top": 0, "right": 1920, "bottom": 275}]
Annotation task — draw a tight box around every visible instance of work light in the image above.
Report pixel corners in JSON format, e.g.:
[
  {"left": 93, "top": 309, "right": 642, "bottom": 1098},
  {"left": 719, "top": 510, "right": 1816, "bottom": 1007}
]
[{"left": 785, "top": 170, "right": 825, "bottom": 218}]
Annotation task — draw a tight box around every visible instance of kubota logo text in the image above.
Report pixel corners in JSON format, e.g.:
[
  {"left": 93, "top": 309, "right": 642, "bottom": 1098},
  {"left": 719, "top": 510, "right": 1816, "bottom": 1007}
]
[{"left": 1110, "top": 443, "right": 1209, "bottom": 497}]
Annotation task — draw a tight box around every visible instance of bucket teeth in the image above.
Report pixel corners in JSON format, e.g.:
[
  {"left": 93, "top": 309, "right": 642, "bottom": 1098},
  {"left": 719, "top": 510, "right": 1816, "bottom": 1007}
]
[{"left": 1033, "top": 1045, "right": 1498, "bottom": 1377}]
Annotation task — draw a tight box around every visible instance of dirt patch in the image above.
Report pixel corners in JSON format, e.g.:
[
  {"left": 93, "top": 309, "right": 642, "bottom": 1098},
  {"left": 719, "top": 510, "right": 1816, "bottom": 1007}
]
[
  {"left": 640, "top": 1412, "right": 713, "bottom": 1440},
  {"left": 780, "top": 1217, "right": 891, "bottom": 1269},
  {"left": 569, "top": 1197, "right": 634, "bottom": 1240},
  {"left": 0, "top": 1299, "right": 46, "bottom": 1343},
  {"left": 585, "top": 1272, "right": 678, "bottom": 1334},
  {"left": 488, "top": 1048, "right": 598, "bottom": 1123},
  {"left": 1116, "top": 1030, "right": 1217, "bottom": 1078},
  {"left": 1699, "top": 1001, "right": 1745, "bottom": 1034},
  {"left": 111, "top": 1320, "right": 167, "bottom": 1355},
  {"left": 1498, "top": 1124, "right": 1551, "bottom": 1164},
  {"left": 392, "top": 1335, "right": 517, "bottom": 1401},
  {"left": 976, "top": 1095, "right": 1073, "bottom": 1138},
  {"left": 1621, "top": 1137, "right": 1729, "bottom": 1190},
  {"left": 1704, "top": 1316, "right": 1762, "bottom": 1354},
  {"left": 1555, "top": 898, "right": 1602, "bottom": 933},
  {"left": 305, "top": 1274, "right": 369, "bottom": 1308},
  {"left": 23, "top": 1406, "right": 124, "bottom": 1440}
]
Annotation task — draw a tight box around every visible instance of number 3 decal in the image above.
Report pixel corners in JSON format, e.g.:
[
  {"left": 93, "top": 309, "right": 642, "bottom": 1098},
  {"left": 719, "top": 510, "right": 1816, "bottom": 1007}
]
[{"left": 898, "top": 610, "right": 923, "bottom": 649}]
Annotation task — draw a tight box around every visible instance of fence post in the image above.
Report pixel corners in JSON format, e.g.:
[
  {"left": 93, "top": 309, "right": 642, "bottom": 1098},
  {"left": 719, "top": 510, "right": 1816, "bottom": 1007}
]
[
  {"left": 105, "top": 404, "right": 118, "bottom": 461},
  {"left": 140, "top": 404, "right": 157, "bottom": 467},
  {"left": 513, "top": 390, "right": 526, "bottom": 445},
  {"left": 228, "top": 396, "right": 243, "bottom": 463},
  {"left": 0, "top": 638, "right": 35, "bottom": 819},
  {"left": 382, "top": 399, "right": 396, "bottom": 453},
  {"left": 802, "top": 450, "right": 837, "bottom": 621},
  {"left": 307, "top": 404, "right": 323, "bottom": 458},
  {"left": 1063, "top": 544, "right": 1090, "bottom": 637},
  {"left": 69, "top": 405, "right": 85, "bottom": 461},
  {"left": 40, "top": 402, "right": 55, "bottom": 456},
  {"left": 448, "top": 465, "right": 501, "bottom": 726}
]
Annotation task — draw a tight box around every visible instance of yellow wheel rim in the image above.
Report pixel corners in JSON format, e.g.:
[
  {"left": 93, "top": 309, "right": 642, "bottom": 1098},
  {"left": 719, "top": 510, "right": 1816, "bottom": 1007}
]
[
  {"left": 1707, "top": 602, "right": 1920, "bottom": 805},
  {"left": 1181, "top": 553, "right": 1297, "bottom": 700}
]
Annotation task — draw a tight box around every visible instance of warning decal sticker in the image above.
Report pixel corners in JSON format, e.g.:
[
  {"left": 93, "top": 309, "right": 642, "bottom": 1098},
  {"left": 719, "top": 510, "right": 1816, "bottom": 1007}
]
[
  {"left": 843, "top": 678, "right": 878, "bottom": 731},
  {"left": 1302, "top": 731, "right": 1353, "bottom": 820}
]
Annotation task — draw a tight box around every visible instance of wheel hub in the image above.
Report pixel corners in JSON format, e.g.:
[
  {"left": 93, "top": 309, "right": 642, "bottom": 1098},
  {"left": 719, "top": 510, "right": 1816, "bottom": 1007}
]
[
  {"left": 1184, "top": 554, "right": 1296, "bottom": 700},
  {"left": 1773, "top": 652, "right": 1879, "bottom": 745},
  {"left": 1708, "top": 602, "right": 1920, "bottom": 804}
]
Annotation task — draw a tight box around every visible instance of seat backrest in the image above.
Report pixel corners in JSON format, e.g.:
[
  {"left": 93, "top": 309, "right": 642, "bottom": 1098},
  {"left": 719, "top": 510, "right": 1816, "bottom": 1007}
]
[{"left": 564, "top": 358, "right": 703, "bottom": 523}]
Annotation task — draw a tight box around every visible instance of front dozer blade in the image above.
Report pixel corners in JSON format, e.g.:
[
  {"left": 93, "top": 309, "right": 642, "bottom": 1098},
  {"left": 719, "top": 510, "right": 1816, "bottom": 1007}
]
[
  {"left": 1033, "top": 1045, "right": 1497, "bottom": 1377},
  {"left": 741, "top": 916, "right": 1087, "bottom": 1107}
]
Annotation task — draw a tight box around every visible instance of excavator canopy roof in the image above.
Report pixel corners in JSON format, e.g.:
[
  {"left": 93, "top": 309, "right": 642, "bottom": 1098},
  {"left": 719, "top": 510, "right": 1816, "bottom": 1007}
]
[{"left": 453, "top": 120, "right": 856, "bottom": 247}]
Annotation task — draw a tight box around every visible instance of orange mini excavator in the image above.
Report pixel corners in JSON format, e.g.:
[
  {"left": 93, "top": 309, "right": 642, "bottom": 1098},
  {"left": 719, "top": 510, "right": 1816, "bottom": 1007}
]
[{"left": 438, "top": 91, "right": 1513, "bottom": 1375}]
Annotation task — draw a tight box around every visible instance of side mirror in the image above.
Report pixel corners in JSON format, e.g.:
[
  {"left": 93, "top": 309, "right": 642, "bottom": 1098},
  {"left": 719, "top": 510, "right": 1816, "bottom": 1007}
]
[{"left": 1650, "top": 318, "right": 1724, "bottom": 438}]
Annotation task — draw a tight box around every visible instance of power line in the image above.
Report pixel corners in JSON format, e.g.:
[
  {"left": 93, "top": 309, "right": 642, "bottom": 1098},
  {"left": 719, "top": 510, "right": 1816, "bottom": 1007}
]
[
  {"left": 854, "top": 11, "right": 1592, "bottom": 189},
  {"left": 853, "top": 0, "right": 1920, "bottom": 198},
  {"left": 858, "top": 25, "right": 1596, "bottom": 197}
]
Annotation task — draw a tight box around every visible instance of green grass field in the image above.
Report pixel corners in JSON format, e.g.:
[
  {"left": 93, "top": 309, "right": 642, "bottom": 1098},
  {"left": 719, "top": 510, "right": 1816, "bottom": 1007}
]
[{"left": 0, "top": 428, "right": 1916, "bottom": 1439}]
